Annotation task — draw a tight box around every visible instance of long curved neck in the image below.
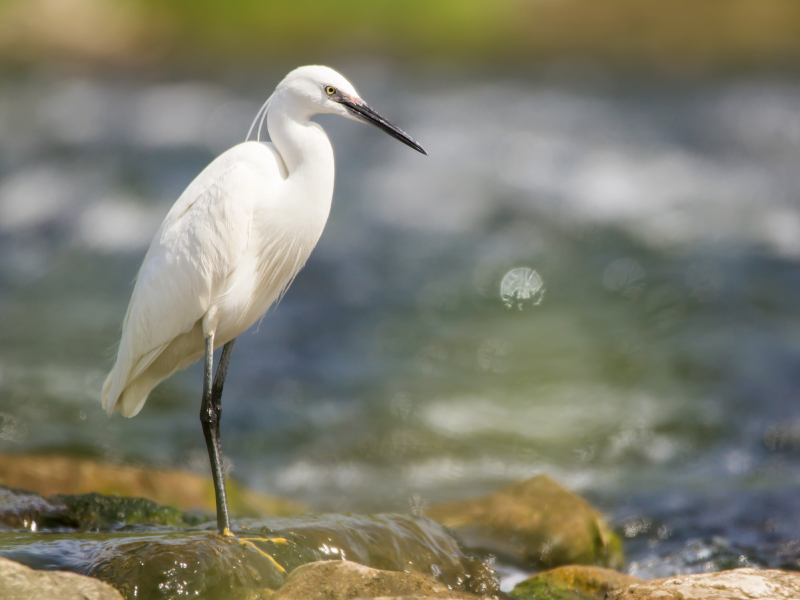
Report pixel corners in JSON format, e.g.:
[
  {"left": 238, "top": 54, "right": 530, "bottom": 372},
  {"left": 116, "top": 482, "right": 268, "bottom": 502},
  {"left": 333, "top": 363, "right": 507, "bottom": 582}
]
[
  {"left": 266, "top": 91, "right": 334, "bottom": 179},
  {"left": 264, "top": 90, "right": 335, "bottom": 230}
]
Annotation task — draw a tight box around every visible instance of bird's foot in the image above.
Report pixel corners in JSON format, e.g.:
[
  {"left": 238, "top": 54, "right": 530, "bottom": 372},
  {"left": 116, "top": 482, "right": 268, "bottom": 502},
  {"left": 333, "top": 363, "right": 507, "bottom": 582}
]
[
  {"left": 237, "top": 537, "right": 288, "bottom": 573},
  {"left": 218, "top": 530, "right": 288, "bottom": 573}
]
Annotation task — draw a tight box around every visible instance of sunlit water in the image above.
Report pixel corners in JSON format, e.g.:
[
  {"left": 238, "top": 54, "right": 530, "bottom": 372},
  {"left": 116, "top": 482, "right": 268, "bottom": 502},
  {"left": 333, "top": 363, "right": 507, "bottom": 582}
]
[{"left": 2, "top": 64, "right": 800, "bottom": 583}]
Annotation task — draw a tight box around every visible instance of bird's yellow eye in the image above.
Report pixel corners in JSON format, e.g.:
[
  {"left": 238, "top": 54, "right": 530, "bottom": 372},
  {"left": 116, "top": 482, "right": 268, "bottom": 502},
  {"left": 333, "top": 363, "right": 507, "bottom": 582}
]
[{"left": 326, "top": 86, "right": 336, "bottom": 96}]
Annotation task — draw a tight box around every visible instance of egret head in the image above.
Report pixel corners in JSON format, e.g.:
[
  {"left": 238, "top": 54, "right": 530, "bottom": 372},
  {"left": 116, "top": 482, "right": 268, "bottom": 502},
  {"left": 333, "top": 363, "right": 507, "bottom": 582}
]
[{"left": 276, "top": 65, "right": 427, "bottom": 155}]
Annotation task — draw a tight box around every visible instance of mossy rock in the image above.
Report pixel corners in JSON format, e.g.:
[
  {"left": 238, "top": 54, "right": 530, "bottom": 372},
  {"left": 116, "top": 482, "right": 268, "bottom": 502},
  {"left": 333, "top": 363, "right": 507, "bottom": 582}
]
[
  {"left": 50, "top": 492, "right": 206, "bottom": 530},
  {"left": 0, "top": 501, "right": 498, "bottom": 600},
  {"left": 241, "top": 514, "right": 498, "bottom": 595},
  {"left": 85, "top": 533, "right": 287, "bottom": 599},
  {"left": 0, "top": 485, "right": 205, "bottom": 531},
  {"left": 425, "top": 475, "right": 624, "bottom": 570},
  {"left": 511, "top": 565, "right": 640, "bottom": 600}
]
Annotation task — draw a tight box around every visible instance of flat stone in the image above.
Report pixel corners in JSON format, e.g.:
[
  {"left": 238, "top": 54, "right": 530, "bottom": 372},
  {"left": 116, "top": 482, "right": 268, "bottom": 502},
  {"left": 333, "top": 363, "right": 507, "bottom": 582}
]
[
  {"left": 425, "top": 475, "right": 624, "bottom": 569},
  {"left": 271, "top": 560, "right": 490, "bottom": 600},
  {"left": 605, "top": 568, "right": 800, "bottom": 600},
  {"left": 0, "top": 556, "right": 123, "bottom": 600},
  {"left": 511, "top": 565, "right": 641, "bottom": 599},
  {"left": 0, "top": 452, "right": 305, "bottom": 517}
]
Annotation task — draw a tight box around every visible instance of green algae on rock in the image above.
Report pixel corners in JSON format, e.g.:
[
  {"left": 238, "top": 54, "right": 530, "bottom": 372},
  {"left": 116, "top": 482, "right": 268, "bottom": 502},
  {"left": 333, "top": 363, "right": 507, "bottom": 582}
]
[
  {"left": 0, "top": 485, "right": 205, "bottom": 531},
  {"left": 425, "top": 475, "right": 624, "bottom": 570},
  {"left": 50, "top": 493, "right": 206, "bottom": 530},
  {"left": 511, "top": 565, "right": 640, "bottom": 600},
  {"left": 245, "top": 514, "right": 499, "bottom": 596},
  {"left": 84, "top": 533, "right": 287, "bottom": 599},
  {"left": 74, "top": 517, "right": 497, "bottom": 599},
  {"left": 0, "top": 500, "right": 497, "bottom": 600}
]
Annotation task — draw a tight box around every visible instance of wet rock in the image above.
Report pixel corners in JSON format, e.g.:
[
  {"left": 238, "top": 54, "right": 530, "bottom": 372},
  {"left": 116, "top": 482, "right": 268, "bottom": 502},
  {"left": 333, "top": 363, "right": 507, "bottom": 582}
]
[
  {"left": 52, "top": 492, "right": 202, "bottom": 530},
  {"left": 0, "top": 486, "right": 64, "bottom": 530},
  {"left": 247, "top": 513, "right": 499, "bottom": 595},
  {"left": 0, "top": 453, "right": 305, "bottom": 517},
  {"left": 0, "top": 556, "right": 123, "bottom": 600},
  {"left": 0, "top": 485, "right": 203, "bottom": 530},
  {"left": 425, "top": 475, "right": 623, "bottom": 570},
  {"left": 270, "top": 560, "right": 489, "bottom": 600},
  {"left": 1, "top": 509, "right": 497, "bottom": 600},
  {"left": 85, "top": 533, "right": 287, "bottom": 600},
  {"left": 605, "top": 568, "right": 800, "bottom": 600},
  {"left": 511, "top": 565, "right": 640, "bottom": 600}
]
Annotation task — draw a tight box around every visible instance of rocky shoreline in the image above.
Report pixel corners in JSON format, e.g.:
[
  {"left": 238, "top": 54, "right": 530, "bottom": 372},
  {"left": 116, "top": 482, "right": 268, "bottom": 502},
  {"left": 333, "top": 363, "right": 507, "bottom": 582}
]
[{"left": 0, "top": 453, "right": 798, "bottom": 599}]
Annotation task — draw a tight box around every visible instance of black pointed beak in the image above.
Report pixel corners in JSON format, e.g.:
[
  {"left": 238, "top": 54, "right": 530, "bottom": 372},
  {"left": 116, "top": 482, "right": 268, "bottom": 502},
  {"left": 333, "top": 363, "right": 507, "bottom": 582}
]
[{"left": 338, "top": 95, "right": 427, "bottom": 155}]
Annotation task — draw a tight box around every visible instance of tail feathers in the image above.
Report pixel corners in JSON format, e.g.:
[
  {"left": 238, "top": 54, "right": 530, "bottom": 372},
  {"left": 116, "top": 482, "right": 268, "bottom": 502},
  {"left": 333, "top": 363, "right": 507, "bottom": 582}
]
[
  {"left": 102, "top": 326, "right": 205, "bottom": 418},
  {"left": 102, "top": 343, "right": 169, "bottom": 418},
  {"left": 117, "top": 377, "right": 158, "bottom": 417},
  {"left": 102, "top": 369, "right": 161, "bottom": 418}
]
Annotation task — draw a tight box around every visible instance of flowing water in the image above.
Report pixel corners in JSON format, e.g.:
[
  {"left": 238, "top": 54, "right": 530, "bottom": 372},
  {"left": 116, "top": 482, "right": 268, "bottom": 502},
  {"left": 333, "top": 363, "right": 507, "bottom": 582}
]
[{"left": 2, "top": 63, "right": 800, "bottom": 588}]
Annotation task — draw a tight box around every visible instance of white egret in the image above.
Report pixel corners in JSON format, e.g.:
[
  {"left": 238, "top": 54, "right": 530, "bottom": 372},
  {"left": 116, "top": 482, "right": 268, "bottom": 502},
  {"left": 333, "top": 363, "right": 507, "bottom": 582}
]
[{"left": 101, "top": 65, "right": 426, "bottom": 535}]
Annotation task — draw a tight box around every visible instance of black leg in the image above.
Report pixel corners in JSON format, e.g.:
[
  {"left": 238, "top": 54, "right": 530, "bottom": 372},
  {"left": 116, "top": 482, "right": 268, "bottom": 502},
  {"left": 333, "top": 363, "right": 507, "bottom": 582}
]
[
  {"left": 212, "top": 338, "right": 236, "bottom": 409},
  {"left": 198, "top": 338, "right": 289, "bottom": 570},
  {"left": 200, "top": 335, "right": 235, "bottom": 535}
]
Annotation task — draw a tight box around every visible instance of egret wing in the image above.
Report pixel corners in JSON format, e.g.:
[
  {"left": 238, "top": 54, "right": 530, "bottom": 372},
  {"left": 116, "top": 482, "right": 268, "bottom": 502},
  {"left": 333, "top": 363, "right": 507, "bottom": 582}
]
[{"left": 104, "top": 156, "right": 267, "bottom": 413}]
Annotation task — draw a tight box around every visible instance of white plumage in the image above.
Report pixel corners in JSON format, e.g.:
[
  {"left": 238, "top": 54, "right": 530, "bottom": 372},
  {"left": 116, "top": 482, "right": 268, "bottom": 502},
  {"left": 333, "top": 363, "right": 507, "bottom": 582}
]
[
  {"left": 102, "top": 140, "right": 327, "bottom": 416},
  {"left": 102, "top": 66, "right": 363, "bottom": 417},
  {"left": 100, "top": 65, "right": 425, "bottom": 534}
]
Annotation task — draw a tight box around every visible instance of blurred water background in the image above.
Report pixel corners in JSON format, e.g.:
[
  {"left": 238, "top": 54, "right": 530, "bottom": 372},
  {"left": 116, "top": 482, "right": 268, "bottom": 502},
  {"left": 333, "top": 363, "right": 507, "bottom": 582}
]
[{"left": 2, "top": 0, "right": 800, "bottom": 588}]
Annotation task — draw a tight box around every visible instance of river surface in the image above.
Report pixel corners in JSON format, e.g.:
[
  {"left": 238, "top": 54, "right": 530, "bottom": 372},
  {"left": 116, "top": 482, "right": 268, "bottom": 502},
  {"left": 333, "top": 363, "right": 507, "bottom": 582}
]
[{"left": 1, "top": 63, "right": 800, "bottom": 587}]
